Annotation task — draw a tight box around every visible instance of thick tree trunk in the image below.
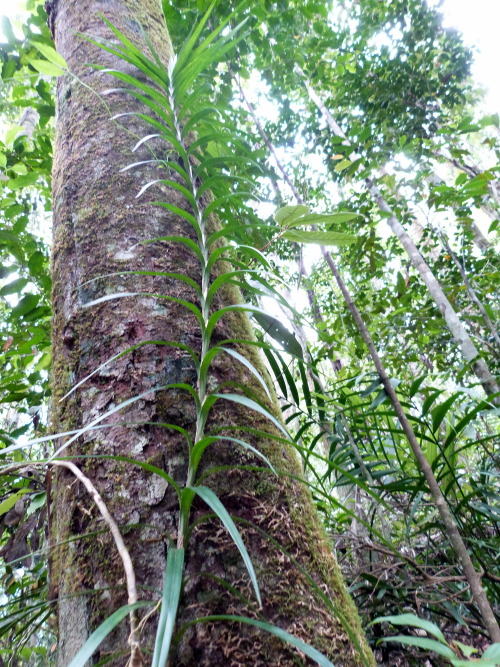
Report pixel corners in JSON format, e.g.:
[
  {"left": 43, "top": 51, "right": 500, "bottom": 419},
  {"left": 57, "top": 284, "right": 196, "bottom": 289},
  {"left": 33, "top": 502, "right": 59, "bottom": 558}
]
[{"left": 48, "top": 1, "right": 373, "bottom": 665}]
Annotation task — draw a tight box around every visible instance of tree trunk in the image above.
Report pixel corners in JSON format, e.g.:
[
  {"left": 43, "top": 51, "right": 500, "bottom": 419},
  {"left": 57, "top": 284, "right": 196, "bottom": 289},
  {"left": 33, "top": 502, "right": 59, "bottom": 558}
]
[{"left": 48, "top": 1, "right": 373, "bottom": 665}]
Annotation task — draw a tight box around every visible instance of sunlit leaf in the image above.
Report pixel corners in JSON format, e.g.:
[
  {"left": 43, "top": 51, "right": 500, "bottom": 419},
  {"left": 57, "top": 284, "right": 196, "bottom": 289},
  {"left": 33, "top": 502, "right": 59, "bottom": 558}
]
[{"left": 281, "top": 230, "right": 356, "bottom": 246}]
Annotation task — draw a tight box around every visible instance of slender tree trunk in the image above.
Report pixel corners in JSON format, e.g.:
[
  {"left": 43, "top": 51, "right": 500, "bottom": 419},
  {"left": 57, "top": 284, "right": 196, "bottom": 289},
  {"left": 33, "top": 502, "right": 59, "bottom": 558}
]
[
  {"left": 297, "top": 69, "right": 500, "bottom": 402},
  {"left": 367, "top": 179, "right": 499, "bottom": 400},
  {"left": 48, "top": 1, "right": 373, "bottom": 665}
]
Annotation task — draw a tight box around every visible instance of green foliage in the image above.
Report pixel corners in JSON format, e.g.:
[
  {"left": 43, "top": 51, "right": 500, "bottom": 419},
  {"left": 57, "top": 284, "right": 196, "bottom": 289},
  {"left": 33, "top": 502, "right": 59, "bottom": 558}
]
[
  {"left": 0, "top": 0, "right": 499, "bottom": 664},
  {"left": 373, "top": 614, "right": 500, "bottom": 666}
]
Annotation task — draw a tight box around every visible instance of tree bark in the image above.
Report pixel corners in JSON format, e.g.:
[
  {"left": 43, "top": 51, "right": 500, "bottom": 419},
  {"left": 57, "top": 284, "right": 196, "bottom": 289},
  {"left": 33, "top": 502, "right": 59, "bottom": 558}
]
[{"left": 48, "top": 1, "right": 373, "bottom": 665}]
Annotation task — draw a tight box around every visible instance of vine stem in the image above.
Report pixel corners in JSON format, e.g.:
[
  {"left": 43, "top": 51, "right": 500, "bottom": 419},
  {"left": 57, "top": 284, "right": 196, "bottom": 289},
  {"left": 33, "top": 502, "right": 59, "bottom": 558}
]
[{"left": 1, "top": 460, "right": 144, "bottom": 664}]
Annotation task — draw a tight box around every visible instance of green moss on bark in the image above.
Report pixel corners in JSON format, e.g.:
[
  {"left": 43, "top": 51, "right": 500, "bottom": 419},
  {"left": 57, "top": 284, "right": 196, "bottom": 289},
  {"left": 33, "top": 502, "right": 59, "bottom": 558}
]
[{"left": 49, "top": 1, "right": 374, "bottom": 665}]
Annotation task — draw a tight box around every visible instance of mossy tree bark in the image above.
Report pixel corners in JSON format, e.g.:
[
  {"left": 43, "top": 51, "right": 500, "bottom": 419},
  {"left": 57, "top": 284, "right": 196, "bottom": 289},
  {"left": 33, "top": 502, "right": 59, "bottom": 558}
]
[{"left": 48, "top": 1, "right": 374, "bottom": 665}]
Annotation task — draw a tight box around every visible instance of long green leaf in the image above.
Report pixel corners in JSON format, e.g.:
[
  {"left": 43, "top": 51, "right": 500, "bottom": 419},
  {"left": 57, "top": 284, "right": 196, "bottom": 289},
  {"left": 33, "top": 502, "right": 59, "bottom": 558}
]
[
  {"left": 191, "top": 486, "right": 261, "bottom": 606},
  {"left": 99, "top": 68, "right": 169, "bottom": 108},
  {"left": 88, "top": 454, "right": 182, "bottom": 498},
  {"left": 372, "top": 613, "right": 447, "bottom": 644},
  {"left": 134, "top": 233, "right": 204, "bottom": 262},
  {"left": 174, "top": 0, "right": 217, "bottom": 73},
  {"left": 431, "top": 394, "right": 460, "bottom": 433},
  {"left": 81, "top": 270, "right": 201, "bottom": 296},
  {"left": 205, "top": 269, "right": 251, "bottom": 305},
  {"left": 152, "top": 548, "right": 185, "bottom": 667},
  {"left": 99, "top": 15, "right": 167, "bottom": 83},
  {"left": 151, "top": 203, "right": 201, "bottom": 238},
  {"left": 219, "top": 347, "right": 271, "bottom": 399},
  {"left": 49, "top": 383, "right": 199, "bottom": 460},
  {"left": 379, "top": 635, "right": 456, "bottom": 659},
  {"left": 191, "top": 435, "right": 277, "bottom": 473},
  {"left": 287, "top": 212, "right": 361, "bottom": 228},
  {"left": 68, "top": 602, "right": 151, "bottom": 667},
  {"left": 205, "top": 303, "right": 275, "bottom": 342},
  {"left": 82, "top": 292, "right": 204, "bottom": 330},
  {"left": 282, "top": 230, "right": 356, "bottom": 246},
  {"left": 111, "top": 92, "right": 175, "bottom": 131},
  {"left": 61, "top": 339, "right": 198, "bottom": 401},
  {"left": 179, "top": 615, "right": 336, "bottom": 666},
  {"left": 210, "top": 393, "right": 289, "bottom": 438},
  {"left": 135, "top": 179, "right": 196, "bottom": 214},
  {"left": 253, "top": 312, "right": 303, "bottom": 359}
]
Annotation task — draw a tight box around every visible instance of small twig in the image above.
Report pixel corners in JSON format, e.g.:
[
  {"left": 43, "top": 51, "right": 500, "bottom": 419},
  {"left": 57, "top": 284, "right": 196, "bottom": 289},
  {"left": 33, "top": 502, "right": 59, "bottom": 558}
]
[{"left": 135, "top": 598, "right": 161, "bottom": 636}]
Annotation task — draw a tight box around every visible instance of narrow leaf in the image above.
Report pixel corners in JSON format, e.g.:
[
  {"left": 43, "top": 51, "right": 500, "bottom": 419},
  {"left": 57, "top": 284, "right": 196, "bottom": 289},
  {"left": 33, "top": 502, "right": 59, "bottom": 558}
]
[
  {"left": 67, "top": 602, "right": 150, "bottom": 667},
  {"left": 379, "top": 636, "right": 455, "bottom": 660},
  {"left": 253, "top": 312, "right": 304, "bottom": 359},
  {"left": 218, "top": 347, "right": 271, "bottom": 399},
  {"left": 191, "top": 435, "right": 277, "bottom": 473},
  {"left": 152, "top": 548, "right": 185, "bottom": 667},
  {"left": 287, "top": 212, "right": 360, "bottom": 228},
  {"left": 282, "top": 231, "right": 356, "bottom": 246},
  {"left": 182, "top": 615, "right": 336, "bottom": 667},
  {"left": 372, "top": 614, "right": 447, "bottom": 644},
  {"left": 210, "top": 393, "right": 289, "bottom": 437},
  {"left": 191, "top": 486, "right": 261, "bottom": 606}
]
